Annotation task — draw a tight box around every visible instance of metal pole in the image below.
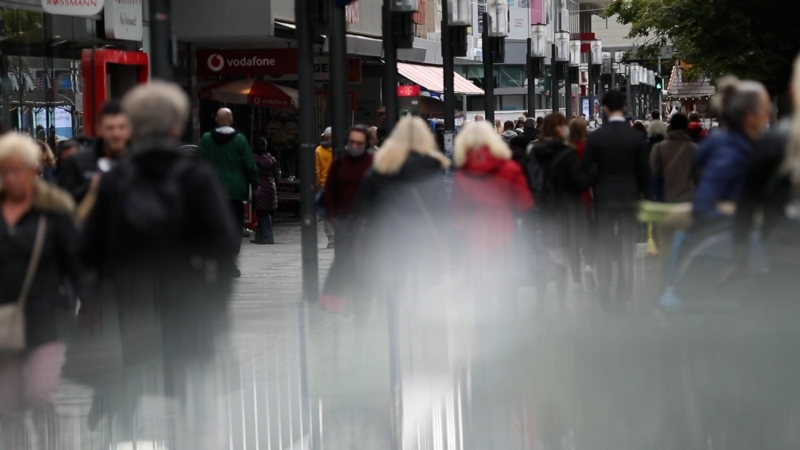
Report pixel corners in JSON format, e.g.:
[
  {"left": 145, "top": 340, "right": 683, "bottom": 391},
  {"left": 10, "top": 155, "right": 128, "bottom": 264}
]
[
  {"left": 382, "top": 5, "right": 398, "bottom": 132},
  {"left": 587, "top": 51, "right": 594, "bottom": 121},
  {"left": 442, "top": 0, "right": 455, "bottom": 132},
  {"left": 296, "top": 0, "right": 319, "bottom": 302},
  {"left": 148, "top": 0, "right": 173, "bottom": 81},
  {"left": 527, "top": 38, "right": 535, "bottom": 116},
  {"left": 330, "top": 4, "right": 348, "bottom": 157},
  {"left": 657, "top": 57, "right": 663, "bottom": 116},
  {"left": 565, "top": 66, "right": 572, "bottom": 119},
  {"left": 551, "top": 44, "right": 558, "bottom": 113},
  {"left": 626, "top": 75, "right": 632, "bottom": 119},
  {"left": 482, "top": 12, "right": 494, "bottom": 124}
]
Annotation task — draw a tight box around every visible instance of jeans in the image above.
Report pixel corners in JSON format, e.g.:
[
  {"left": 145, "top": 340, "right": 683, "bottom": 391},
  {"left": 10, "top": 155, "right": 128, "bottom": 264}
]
[{"left": 255, "top": 210, "right": 275, "bottom": 244}]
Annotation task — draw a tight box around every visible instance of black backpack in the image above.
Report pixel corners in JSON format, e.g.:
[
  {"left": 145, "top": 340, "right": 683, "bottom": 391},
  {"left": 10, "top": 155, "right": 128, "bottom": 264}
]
[
  {"left": 118, "top": 157, "right": 194, "bottom": 241},
  {"left": 524, "top": 144, "right": 572, "bottom": 213}
]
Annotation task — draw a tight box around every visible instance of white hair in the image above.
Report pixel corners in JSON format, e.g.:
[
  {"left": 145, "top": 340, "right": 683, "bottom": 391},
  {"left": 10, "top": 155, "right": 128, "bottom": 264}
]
[
  {"left": 373, "top": 116, "right": 449, "bottom": 175},
  {"left": 785, "top": 54, "right": 800, "bottom": 182},
  {"left": 453, "top": 121, "right": 512, "bottom": 168},
  {"left": 0, "top": 133, "right": 40, "bottom": 168},
  {"left": 122, "top": 81, "right": 190, "bottom": 140}
]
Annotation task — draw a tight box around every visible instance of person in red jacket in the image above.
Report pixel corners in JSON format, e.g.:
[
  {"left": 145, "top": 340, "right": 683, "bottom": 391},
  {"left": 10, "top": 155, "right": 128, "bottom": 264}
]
[
  {"left": 451, "top": 122, "right": 534, "bottom": 301},
  {"left": 319, "top": 125, "right": 375, "bottom": 312}
]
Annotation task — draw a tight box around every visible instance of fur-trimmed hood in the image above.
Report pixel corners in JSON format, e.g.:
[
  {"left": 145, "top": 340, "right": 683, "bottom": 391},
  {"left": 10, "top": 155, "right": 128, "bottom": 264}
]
[
  {"left": 0, "top": 180, "right": 75, "bottom": 215},
  {"left": 453, "top": 121, "right": 512, "bottom": 168}
]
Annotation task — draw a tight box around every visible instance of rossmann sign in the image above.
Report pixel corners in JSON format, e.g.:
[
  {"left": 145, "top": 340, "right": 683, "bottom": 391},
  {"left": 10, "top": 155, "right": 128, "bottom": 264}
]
[
  {"left": 197, "top": 49, "right": 298, "bottom": 77},
  {"left": 43, "top": 0, "right": 104, "bottom": 16}
]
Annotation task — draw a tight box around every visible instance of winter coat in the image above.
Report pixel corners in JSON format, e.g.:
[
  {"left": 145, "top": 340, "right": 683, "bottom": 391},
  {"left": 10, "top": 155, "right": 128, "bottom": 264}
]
[
  {"left": 649, "top": 130, "right": 699, "bottom": 203},
  {"left": 501, "top": 130, "right": 519, "bottom": 145},
  {"left": 687, "top": 121, "right": 709, "bottom": 143},
  {"left": 572, "top": 140, "right": 593, "bottom": 218},
  {"left": 531, "top": 139, "right": 595, "bottom": 258},
  {"left": 354, "top": 153, "right": 449, "bottom": 289},
  {"left": 734, "top": 119, "right": 796, "bottom": 265},
  {"left": 692, "top": 130, "right": 754, "bottom": 219},
  {"left": 0, "top": 181, "right": 79, "bottom": 349},
  {"left": 254, "top": 153, "right": 279, "bottom": 211},
  {"left": 315, "top": 145, "right": 334, "bottom": 188},
  {"left": 198, "top": 127, "right": 259, "bottom": 201},
  {"left": 451, "top": 146, "right": 533, "bottom": 275},
  {"left": 584, "top": 121, "right": 651, "bottom": 210},
  {"left": 509, "top": 135, "right": 531, "bottom": 163},
  {"left": 80, "top": 139, "right": 239, "bottom": 364},
  {"left": 58, "top": 138, "right": 119, "bottom": 203},
  {"left": 322, "top": 152, "right": 374, "bottom": 220}
]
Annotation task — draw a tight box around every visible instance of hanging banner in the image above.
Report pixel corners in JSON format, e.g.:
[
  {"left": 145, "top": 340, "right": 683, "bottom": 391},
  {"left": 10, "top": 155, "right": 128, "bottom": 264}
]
[
  {"left": 530, "top": 0, "right": 544, "bottom": 25},
  {"left": 508, "top": 7, "right": 529, "bottom": 40},
  {"left": 104, "top": 0, "right": 143, "bottom": 41},
  {"left": 43, "top": 0, "right": 104, "bottom": 17}
]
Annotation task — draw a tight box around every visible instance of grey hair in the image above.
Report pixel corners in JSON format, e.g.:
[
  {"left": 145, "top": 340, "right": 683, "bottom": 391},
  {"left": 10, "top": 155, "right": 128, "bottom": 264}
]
[
  {"left": 783, "top": 54, "right": 800, "bottom": 183},
  {"left": 0, "top": 133, "right": 40, "bottom": 168},
  {"left": 122, "top": 81, "right": 190, "bottom": 140},
  {"left": 713, "top": 77, "right": 768, "bottom": 133}
]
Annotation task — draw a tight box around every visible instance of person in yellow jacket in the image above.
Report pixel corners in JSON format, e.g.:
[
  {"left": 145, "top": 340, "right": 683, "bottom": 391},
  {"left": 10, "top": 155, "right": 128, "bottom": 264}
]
[{"left": 315, "top": 127, "right": 335, "bottom": 248}]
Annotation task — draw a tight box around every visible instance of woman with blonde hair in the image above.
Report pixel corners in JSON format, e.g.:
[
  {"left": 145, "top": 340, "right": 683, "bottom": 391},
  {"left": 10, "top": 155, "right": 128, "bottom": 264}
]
[
  {"left": 451, "top": 121, "right": 533, "bottom": 297},
  {"left": 0, "top": 133, "right": 79, "bottom": 449},
  {"left": 733, "top": 53, "right": 800, "bottom": 304},
  {"left": 354, "top": 116, "right": 451, "bottom": 294},
  {"left": 35, "top": 140, "right": 56, "bottom": 183}
]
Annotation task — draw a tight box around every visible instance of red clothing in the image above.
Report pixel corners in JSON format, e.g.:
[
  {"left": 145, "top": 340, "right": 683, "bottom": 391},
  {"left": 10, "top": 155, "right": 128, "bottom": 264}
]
[
  {"left": 452, "top": 147, "right": 533, "bottom": 275},
  {"left": 322, "top": 152, "right": 374, "bottom": 219},
  {"left": 572, "top": 140, "right": 593, "bottom": 218}
]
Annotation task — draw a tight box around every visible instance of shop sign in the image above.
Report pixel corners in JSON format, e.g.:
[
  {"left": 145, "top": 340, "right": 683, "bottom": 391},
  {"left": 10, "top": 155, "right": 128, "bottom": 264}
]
[
  {"left": 196, "top": 49, "right": 298, "bottom": 77},
  {"left": 104, "top": 0, "right": 143, "bottom": 41},
  {"left": 43, "top": 0, "right": 104, "bottom": 17},
  {"left": 508, "top": 7, "right": 529, "bottom": 40},
  {"left": 397, "top": 85, "right": 420, "bottom": 97},
  {"left": 314, "top": 57, "right": 362, "bottom": 83}
]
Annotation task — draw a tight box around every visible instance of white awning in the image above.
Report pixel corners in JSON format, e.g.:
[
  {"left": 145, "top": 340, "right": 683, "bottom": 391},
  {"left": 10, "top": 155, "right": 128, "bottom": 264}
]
[{"left": 397, "top": 62, "right": 484, "bottom": 95}]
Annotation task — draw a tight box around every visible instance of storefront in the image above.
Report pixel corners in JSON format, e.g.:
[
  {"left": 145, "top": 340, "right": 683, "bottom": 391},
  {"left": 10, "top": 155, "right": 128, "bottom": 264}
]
[{"left": 0, "top": 0, "right": 146, "bottom": 143}]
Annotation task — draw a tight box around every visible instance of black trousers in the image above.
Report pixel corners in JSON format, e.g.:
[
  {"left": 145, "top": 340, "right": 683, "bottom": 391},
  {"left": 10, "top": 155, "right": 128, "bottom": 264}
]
[
  {"left": 228, "top": 200, "right": 244, "bottom": 255},
  {"left": 595, "top": 208, "right": 637, "bottom": 306}
]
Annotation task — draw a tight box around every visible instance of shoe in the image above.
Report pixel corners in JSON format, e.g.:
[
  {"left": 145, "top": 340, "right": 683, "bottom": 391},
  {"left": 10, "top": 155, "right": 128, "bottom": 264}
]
[
  {"left": 243, "top": 229, "right": 251, "bottom": 238},
  {"left": 250, "top": 240, "right": 267, "bottom": 245},
  {"left": 327, "top": 242, "right": 335, "bottom": 249}
]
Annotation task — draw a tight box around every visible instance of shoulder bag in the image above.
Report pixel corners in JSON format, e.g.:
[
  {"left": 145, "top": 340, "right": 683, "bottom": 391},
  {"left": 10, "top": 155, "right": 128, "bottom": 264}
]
[{"left": 0, "top": 215, "right": 48, "bottom": 351}]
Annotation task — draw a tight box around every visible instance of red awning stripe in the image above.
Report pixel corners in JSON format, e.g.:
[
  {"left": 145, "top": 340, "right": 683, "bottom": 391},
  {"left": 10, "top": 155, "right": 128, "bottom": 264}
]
[{"left": 397, "top": 62, "right": 484, "bottom": 95}]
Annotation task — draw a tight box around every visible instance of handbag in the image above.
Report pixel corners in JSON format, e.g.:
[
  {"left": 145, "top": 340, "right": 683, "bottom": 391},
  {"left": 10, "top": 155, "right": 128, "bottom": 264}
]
[
  {"left": 0, "top": 215, "right": 48, "bottom": 351},
  {"left": 243, "top": 185, "right": 258, "bottom": 230}
]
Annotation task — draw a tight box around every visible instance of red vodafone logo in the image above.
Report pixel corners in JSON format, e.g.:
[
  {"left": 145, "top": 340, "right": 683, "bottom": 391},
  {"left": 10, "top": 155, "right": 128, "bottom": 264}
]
[{"left": 207, "top": 54, "right": 224, "bottom": 72}]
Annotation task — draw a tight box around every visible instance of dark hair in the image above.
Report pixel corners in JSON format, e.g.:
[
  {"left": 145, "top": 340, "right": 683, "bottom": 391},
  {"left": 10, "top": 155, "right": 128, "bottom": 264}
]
[
  {"left": 536, "top": 116, "right": 544, "bottom": 126},
  {"left": 525, "top": 118, "right": 536, "bottom": 128},
  {"left": 651, "top": 111, "right": 660, "bottom": 120},
  {"left": 688, "top": 112, "right": 701, "bottom": 122},
  {"left": 602, "top": 90, "right": 626, "bottom": 113},
  {"left": 540, "top": 113, "right": 568, "bottom": 140},
  {"left": 348, "top": 124, "right": 370, "bottom": 146},
  {"left": 56, "top": 139, "right": 80, "bottom": 155},
  {"left": 98, "top": 99, "right": 124, "bottom": 120},
  {"left": 633, "top": 121, "right": 647, "bottom": 134},
  {"left": 503, "top": 120, "right": 515, "bottom": 131},
  {"left": 669, "top": 113, "right": 689, "bottom": 131},
  {"left": 569, "top": 118, "right": 588, "bottom": 145},
  {"left": 253, "top": 137, "right": 269, "bottom": 155}
]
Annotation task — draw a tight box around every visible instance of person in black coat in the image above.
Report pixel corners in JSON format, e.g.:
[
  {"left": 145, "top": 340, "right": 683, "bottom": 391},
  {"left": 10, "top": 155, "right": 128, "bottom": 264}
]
[
  {"left": 0, "top": 133, "right": 80, "bottom": 449},
  {"left": 584, "top": 90, "right": 652, "bottom": 307},
  {"left": 79, "top": 82, "right": 238, "bottom": 449},
  {"left": 58, "top": 101, "right": 131, "bottom": 203}
]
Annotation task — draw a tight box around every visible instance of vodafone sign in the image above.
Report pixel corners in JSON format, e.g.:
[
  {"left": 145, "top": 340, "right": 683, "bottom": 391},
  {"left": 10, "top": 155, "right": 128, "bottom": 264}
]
[
  {"left": 197, "top": 49, "right": 298, "bottom": 77},
  {"left": 43, "top": 0, "right": 104, "bottom": 16}
]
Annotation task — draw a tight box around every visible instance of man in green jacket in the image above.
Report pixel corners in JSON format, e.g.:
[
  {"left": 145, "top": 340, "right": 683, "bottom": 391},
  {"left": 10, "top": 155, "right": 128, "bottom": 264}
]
[{"left": 199, "top": 108, "right": 259, "bottom": 277}]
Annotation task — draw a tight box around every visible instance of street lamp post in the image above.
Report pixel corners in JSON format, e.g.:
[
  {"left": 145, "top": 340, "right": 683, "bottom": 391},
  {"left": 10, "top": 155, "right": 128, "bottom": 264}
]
[
  {"left": 567, "top": 38, "right": 581, "bottom": 119},
  {"left": 589, "top": 39, "right": 602, "bottom": 122},
  {"left": 630, "top": 64, "right": 640, "bottom": 119},
  {"left": 528, "top": 24, "right": 547, "bottom": 116},
  {"left": 443, "top": 0, "right": 471, "bottom": 135},
  {"left": 482, "top": 0, "right": 507, "bottom": 123},
  {"left": 383, "top": 0, "right": 417, "bottom": 133},
  {"left": 553, "top": 31, "right": 569, "bottom": 114}
]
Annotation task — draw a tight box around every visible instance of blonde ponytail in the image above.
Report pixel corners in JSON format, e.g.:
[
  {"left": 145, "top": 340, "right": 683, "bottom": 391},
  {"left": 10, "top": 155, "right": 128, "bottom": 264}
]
[{"left": 784, "top": 54, "right": 800, "bottom": 183}]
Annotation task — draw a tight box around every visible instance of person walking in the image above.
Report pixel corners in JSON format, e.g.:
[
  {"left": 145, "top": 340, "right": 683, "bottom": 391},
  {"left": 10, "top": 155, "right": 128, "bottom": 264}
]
[
  {"left": 251, "top": 141, "right": 279, "bottom": 245},
  {"left": 687, "top": 112, "right": 709, "bottom": 143},
  {"left": 58, "top": 100, "right": 131, "bottom": 203},
  {"left": 650, "top": 113, "right": 699, "bottom": 204},
  {"left": 501, "top": 120, "right": 519, "bottom": 144},
  {"left": 584, "top": 90, "right": 652, "bottom": 308},
  {"left": 0, "top": 133, "right": 80, "bottom": 450},
  {"left": 451, "top": 121, "right": 533, "bottom": 303},
  {"left": 354, "top": 116, "right": 451, "bottom": 296},
  {"left": 198, "top": 107, "right": 259, "bottom": 276},
  {"left": 316, "top": 127, "right": 335, "bottom": 248},
  {"left": 647, "top": 111, "right": 668, "bottom": 153},
  {"left": 319, "top": 125, "right": 375, "bottom": 312},
  {"left": 523, "top": 118, "right": 539, "bottom": 141},
  {"left": 80, "top": 82, "right": 239, "bottom": 450},
  {"left": 568, "top": 117, "right": 595, "bottom": 279},
  {"left": 35, "top": 140, "right": 56, "bottom": 183},
  {"left": 530, "top": 114, "right": 595, "bottom": 302},
  {"left": 693, "top": 78, "right": 771, "bottom": 221}
]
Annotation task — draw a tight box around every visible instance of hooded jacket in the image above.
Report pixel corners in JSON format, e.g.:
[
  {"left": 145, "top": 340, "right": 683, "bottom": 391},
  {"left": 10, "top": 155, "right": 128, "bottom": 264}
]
[
  {"left": 692, "top": 130, "right": 754, "bottom": 219},
  {"left": 199, "top": 126, "right": 259, "bottom": 201},
  {"left": 315, "top": 144, "right": 334, "bottom": 187},
  {"left": 687, "top": 121, "right": 709, "bottom": 143},
  {"left": 501, "top": 130, "right": 519, "bottom": 144},
  {"left": 0, "top": 181, "right": 79, "bottom": 349}
]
